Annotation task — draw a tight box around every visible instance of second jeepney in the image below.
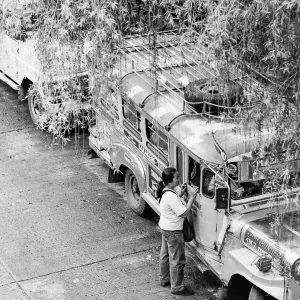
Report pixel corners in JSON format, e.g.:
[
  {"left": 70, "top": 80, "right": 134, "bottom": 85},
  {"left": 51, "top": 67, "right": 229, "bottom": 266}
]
[{"left": 89, "top": 32, "right": 300, "bottom": 300}]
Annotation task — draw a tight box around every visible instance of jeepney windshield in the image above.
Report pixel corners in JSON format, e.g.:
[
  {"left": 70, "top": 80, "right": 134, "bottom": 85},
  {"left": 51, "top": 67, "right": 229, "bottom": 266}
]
[
  {"left": 227, "top": 161, "right": 265, "bottom": 200},
  {"left": 228, "top": 158, "right": 300, "bottom": 200},
  {"left": 188, "top": 156, "right": 226, "bottom": 198}
]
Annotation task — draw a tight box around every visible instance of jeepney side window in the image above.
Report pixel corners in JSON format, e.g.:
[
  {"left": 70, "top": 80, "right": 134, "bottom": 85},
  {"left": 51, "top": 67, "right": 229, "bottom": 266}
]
[
  {"left": 188, "top": 156, "right": 200, "bottom": 189},
  {"left": 202, "top": 169, "right": 215, "bottom": 198},
  {"left": 122, "top": 99, "right": 141, "bottom": 131},
  {"left": 146, "top": 119, "right": 168, "bottom": 155},
  {"left": 176, "top": 147, "right": 184, "bottom": 184}
]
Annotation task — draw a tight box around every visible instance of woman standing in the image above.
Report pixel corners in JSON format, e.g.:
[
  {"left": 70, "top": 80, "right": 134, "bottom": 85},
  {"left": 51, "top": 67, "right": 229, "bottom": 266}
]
[{"left": 157, "top": 167, "right": 198, "bottom": 296}]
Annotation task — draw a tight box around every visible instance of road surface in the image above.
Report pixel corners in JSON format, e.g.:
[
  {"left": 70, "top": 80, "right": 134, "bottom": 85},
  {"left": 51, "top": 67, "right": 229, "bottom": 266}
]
[{"left": 0, "top": 80, "right": 221, "bottom": 300}]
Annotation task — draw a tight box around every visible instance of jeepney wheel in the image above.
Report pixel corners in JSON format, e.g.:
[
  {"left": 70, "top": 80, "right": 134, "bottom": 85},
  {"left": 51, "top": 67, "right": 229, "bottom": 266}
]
[
  {"left": 125, "top": 169, "right": 148, "bottom": 215},
  {"left": 248, "top": 285, "right": 267, "bottom": 300},
  {"left": 28, "top": 91, "right": 43, "bottom": 124}
]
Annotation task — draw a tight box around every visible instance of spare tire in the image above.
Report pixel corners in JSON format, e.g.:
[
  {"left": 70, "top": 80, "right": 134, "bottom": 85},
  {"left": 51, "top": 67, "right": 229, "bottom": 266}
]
[{"left": 184, "top": 78, "right": 243, "bottom": 114}]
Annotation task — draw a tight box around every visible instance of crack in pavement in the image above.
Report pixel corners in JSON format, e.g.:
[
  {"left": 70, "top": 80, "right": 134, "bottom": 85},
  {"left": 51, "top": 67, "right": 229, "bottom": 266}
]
[
  {"left": 0, "top": 126, "right": 36, "bottom": 135},
  {"left": 0, "top": 244, "right": 160, "bottom": 289},
  {"left": 0, "top": 259, "right": 33, "bottom": 300}
]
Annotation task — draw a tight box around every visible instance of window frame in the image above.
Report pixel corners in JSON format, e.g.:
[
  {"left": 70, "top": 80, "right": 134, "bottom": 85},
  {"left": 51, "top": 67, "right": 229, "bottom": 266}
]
[
  {"left": 188, "top": 156, "right": 201, "bottom": 189},
  {"left": 145, "top": 119, "right": 169, "bottom": 156},
  {"left": 122, "top": 99, "right": 141, "bottom": 132},
  {"left": 176, "top": 146, "right": 184, "bottom": 185},
  {"left": 202, "top": 168, "right": 215, "bottom": 199}
]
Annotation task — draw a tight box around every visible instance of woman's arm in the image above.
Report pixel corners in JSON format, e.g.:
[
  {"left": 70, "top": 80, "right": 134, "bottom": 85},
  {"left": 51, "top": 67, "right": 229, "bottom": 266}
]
[{"left": 179, "top": 187, "right": 198, "bottom": 217}]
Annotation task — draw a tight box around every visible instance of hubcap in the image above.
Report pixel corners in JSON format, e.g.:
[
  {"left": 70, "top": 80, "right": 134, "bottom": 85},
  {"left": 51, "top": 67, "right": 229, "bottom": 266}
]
[
  {"left": 33, "top": 96, "right": 40, "bottom": 116},
  {"left": 131, "top": 176, "right": 140, "bottom": 201}
]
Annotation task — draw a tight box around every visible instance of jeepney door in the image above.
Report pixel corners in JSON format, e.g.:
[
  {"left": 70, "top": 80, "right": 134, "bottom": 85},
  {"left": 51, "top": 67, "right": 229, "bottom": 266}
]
[
  {"left": 174, "top": 147, "right": 222, "bottom": 249},
  {"left": 188, "top": 156, "right": 219, "bottom": 249}
]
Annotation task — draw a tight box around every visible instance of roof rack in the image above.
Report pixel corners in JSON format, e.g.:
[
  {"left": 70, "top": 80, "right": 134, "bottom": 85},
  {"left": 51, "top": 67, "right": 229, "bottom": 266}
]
[{"left": 115, "top": 31, "right": 266, "bottom": 121}]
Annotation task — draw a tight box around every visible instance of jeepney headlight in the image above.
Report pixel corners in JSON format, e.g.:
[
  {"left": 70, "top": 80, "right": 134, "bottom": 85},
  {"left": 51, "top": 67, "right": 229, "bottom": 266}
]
[{"left": 292, "top": 259, "right": 300, "bottom": 281}]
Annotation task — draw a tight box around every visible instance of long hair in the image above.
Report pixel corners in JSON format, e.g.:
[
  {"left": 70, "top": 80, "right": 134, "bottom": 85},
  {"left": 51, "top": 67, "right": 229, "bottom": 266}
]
[{"left": 156, "top": 167, "right": 177, "bottom": 200}]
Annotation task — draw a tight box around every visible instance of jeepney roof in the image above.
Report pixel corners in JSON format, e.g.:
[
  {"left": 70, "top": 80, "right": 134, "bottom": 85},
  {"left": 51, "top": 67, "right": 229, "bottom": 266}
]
[
  {"left": 118, "top": 32, "right": 268, "bottom": 165},
  {"left": 169, "top": 115, "right": 267, "bottom": 164},
  {"left": 121, "top": 72, "right": 270, "bottom": 165}
]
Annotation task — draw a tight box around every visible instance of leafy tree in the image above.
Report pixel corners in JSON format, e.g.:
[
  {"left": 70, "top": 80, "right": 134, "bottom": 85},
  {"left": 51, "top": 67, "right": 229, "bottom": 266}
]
[{"left": 2, "top": 0, "right": 300, "bottom": 193}]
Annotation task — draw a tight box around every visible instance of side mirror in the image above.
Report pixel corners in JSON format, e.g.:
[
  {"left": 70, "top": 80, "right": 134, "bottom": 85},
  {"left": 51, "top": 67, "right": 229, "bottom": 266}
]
[{"left": 216, "top": 187, "right": 229, "bottom": 209}]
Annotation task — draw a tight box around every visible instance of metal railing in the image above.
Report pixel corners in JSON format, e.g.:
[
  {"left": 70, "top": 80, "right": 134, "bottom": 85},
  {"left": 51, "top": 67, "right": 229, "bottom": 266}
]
[{"left": 114, "top": 31, "right": 266, "bottom": 120}]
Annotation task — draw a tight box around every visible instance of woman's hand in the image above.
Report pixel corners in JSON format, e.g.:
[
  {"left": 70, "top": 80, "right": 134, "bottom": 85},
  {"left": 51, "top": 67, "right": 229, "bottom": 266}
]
[
  {"left": 192, "top": 187, "right": 199, "bottom": 198},
  {"left": 179, "top": 186, "right": 199, "bottom": 217},
  {"left": 179, "top": 182, "right": 187, "bottom": 198}
]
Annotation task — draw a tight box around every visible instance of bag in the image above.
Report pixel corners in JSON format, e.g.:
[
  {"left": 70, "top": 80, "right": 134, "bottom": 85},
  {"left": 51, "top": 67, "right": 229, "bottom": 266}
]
[{"left": 183, "top": 218, "right": 194, "bottom": 242}]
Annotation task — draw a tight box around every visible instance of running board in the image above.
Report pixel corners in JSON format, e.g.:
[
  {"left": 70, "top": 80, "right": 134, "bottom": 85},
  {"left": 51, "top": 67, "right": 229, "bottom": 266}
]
[
  {"left": 186, "top": 247, "right": 209, "bottom": 273},
  {"left": 0, "top": 72, "right": 19, "bottom": 90}
]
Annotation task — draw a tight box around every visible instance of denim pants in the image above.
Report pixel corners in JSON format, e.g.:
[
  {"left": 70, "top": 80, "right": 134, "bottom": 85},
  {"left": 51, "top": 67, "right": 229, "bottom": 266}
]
[{"left": 159, "top": 229, "right": 186, "bottom": 292}]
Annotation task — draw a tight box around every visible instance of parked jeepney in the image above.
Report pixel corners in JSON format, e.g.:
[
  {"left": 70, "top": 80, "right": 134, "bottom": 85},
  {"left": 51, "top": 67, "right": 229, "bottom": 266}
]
[
  {"left": 0, "top": 0, "right": 89, "bottom": 124},
  {"left": 89, "top": 32, "right": 300, "bottom": 300}
]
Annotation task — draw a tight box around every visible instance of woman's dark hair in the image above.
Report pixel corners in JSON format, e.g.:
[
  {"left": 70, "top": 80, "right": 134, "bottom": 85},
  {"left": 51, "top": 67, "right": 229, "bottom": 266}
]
[{"left": 156, "top": 167, "right": 177, "bottom": 199}]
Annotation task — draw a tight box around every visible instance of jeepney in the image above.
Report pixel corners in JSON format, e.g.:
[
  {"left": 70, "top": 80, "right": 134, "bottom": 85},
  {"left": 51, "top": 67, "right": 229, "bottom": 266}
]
[
  {"left": 0, "top": 0, "right": 89, "bottom": 124},
  {"left": 89, "top": 32, "right": 300, "bottom": 300}
]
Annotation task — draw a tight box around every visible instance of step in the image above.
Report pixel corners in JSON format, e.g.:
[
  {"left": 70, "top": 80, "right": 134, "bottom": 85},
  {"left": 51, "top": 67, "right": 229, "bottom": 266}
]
[
  {"left": 185, "top": 247, "right": 209, "bottom": 273},
  {"left": 189, "top": 254, "right": 209, "bottom": 273}
]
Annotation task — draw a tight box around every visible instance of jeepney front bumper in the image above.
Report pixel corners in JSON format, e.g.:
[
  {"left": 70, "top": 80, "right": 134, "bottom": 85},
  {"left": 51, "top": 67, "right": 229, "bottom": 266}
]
[
  {"left": 288, "top": 279, "right": 300, "bottom": 300},
  {"left": 222, "top": 248, "right": 293, "bottom": 300}
]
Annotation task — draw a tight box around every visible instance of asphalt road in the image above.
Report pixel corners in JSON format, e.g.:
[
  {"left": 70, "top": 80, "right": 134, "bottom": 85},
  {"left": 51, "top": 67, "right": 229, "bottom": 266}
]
[{"left": 0, "top": 80, "right": 221, "bottom": 300}]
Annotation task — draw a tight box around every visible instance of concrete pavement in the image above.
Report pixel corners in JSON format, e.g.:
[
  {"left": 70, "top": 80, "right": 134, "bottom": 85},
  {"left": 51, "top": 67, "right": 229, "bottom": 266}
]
[{"left": 0, "top": 80, "right": 220, "bottom": 300}]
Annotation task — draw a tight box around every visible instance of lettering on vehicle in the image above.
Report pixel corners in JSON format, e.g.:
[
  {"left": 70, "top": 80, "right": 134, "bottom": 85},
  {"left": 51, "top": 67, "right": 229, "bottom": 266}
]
[
  {"left": 148, "top": 166, "right": 161, "bottom": 198},
  {"left": 139, "top": 144, "right": 158, "bottom": 165},
  {"left": 124, "top": 130, "right": 166, "bottom": 170},
  {"left": 257, "top": 153, "right": 300, "bottom": 168},
  {"left": 243, "top": 227, "right": 284, "bottom": 264}
]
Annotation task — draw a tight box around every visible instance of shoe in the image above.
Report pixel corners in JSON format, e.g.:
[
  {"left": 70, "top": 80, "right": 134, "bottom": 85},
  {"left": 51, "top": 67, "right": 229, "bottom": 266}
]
[
  {"left": 171, "top": 287, "right": 194, "bottom": 296},
  {"left": 160, "top": 281, "right": 170, "bottom": 287}
]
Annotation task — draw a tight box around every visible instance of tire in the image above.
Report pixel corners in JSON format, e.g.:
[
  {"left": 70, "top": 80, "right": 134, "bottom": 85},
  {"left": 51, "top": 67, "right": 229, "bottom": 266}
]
[
  {"left": 28, "top": 91, "right": 43, "bottom": 124},
  {"left": 125, "top": 169, "right": 148, "bottom": 215},
  {"left": 248, "top": 285, "right": 265, "bottom": 300},
  {"left": 184, "top": 78, "right": 243, "bottom": 114},
  {"left": 18, "top": 85, "right": 28, "bottom": 101}
]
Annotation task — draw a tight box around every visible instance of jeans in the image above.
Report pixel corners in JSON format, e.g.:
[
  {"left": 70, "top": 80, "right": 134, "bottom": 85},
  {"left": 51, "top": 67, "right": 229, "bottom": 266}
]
[{"left": 159, "top": 229, "right": 186, "bottom": 292}]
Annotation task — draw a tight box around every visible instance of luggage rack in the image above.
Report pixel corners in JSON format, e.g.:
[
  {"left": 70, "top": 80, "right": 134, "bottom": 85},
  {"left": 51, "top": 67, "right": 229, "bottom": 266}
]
[{"left": 115, "top": 31, "right": 266, "bottom": 120}]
